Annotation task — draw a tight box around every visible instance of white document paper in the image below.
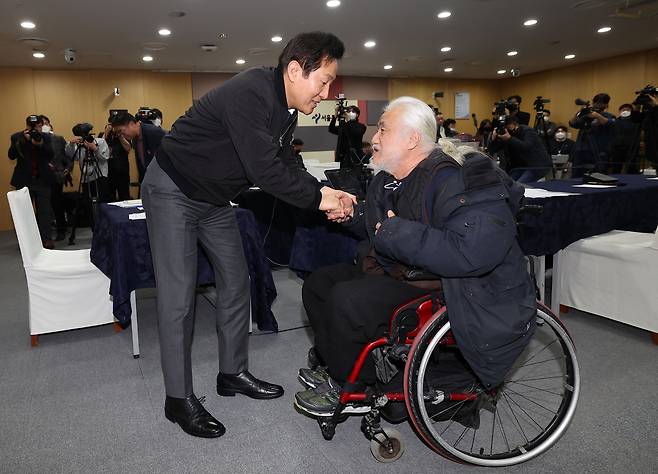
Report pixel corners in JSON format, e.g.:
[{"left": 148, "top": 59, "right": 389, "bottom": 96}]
[
  {"left": 523, "top": 188, "right": 580, "bottom": 198},
  {"left": 572, "top": 184, "right": 617, "bottom": 188},
  {"left": 109, "top": 199, "right": 143, "bottom": 208},
  {"left": 128, "top": 212, "right": 146, "bottom": 220}
]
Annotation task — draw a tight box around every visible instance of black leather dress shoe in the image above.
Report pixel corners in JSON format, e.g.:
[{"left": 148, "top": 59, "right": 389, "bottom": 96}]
[
  {"left": 216, "top": 370, "right": 284, "bottom": 399},
  {"left": 164, "top": 394, "right": 226, "bottom": 438}
]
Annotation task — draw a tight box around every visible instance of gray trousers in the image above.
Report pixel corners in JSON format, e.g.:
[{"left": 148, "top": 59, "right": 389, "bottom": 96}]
[{"left": 141, "top": 159, "right": 250, "bottom": 398}]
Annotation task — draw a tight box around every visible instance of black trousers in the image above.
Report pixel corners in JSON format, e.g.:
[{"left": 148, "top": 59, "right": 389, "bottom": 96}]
[
  {"left": 107, "top": 168, "right": 131, "bottom": 201},
  {"left": 302, "top": 263, "right": 427, "bottom": 385}
]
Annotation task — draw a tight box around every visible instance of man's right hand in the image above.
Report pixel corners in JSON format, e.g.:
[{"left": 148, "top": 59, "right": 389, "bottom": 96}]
[{"left": 319, "top": 186, "right": 356, "bottom": 221}]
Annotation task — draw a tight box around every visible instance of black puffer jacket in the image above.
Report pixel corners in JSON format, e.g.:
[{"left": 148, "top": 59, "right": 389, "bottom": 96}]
[{"left": 351, "top": 149, "right": 536, "bottom": 387}]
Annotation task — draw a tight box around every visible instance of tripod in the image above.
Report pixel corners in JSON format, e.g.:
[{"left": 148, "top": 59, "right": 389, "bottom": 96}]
[{"left": 68, "top": 142, "right": 105, "bottom": 245}]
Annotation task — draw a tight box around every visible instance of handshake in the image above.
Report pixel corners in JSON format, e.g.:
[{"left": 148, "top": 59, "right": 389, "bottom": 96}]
[{"left": 319, "top": 186, "right": 356, "bottom": 223}]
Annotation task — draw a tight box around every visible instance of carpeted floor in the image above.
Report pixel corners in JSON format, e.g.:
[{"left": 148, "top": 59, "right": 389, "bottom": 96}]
[{"left": 0, "top": 228, "right": 656, "bottom": 473}]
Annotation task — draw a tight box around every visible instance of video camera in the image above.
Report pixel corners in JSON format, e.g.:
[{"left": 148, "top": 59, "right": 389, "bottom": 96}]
[
  {"left": 26, "top": 114, "right": 44, "bottom": 141},
  {"left": 335, "top": 94, "right": 348, "bottom": 118},
  {"left": 72, "top": 123, "right": 95, "bottom": 143},
  {"left": 493, "top": 100, "right": 509, "bottom": 135},
  {"left": 634, "top": 85, "right": 658, "bottom": 107},
  {"left": 533, "top": 96, "right": 550, "bottom": 113}
]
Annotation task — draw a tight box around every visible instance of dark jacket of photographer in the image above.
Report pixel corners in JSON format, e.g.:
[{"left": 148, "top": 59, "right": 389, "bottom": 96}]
[
  {"left": 345, "top": 150, "right": 536, "bottom": 387},
  {"left": 570, "top": 111, "right": 615, "bottom": 154},
  {"left": 488, "top": 125, "right": 552, "bottom": 173},
  {"left": 8, "top": 132, "right": 55, "bottom": 188},
  {"left": 329, "top": 116, "right": 367, "bottom": 167},
  {"left": 157, "top": 66, "right": 322, "bottom": 208}
]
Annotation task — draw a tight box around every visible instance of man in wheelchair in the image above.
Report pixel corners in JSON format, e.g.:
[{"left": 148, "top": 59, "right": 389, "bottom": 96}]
[{"left": 296, "top": 96, "right": 537, "bottom": 417}]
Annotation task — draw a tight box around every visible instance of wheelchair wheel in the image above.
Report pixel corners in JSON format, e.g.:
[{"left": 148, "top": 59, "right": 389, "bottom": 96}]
[{"left": 405, "top": 306, "right": 579, "bottom": 467}]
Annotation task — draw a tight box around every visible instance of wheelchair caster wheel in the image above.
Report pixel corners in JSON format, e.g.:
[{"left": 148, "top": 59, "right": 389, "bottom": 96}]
[
  {"left": 370, "top": 428, "right": 404, "bottom": 463},
  {"left": 317, "top": 418, "right": 336, "bottom": 441}
]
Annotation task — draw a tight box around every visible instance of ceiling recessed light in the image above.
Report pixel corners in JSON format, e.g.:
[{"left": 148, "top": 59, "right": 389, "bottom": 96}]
[
  {"left": 440, "top": 46, "right": 452, "bottom": 52},
  {"left": 271, "top": 35, "right": 283, "bottom": 43},
  {"left": 597, "top": 26, "right": 612, "bottom": 33},
  {"left": 564, "top": 54, "right": 576, "bottom": 60},
  {"left": 523, "top": 19, "right": 538, "bottom": 26},
  {"left": 444, "top": 67, "right": 453, "bottom": 72},
  {"left": 20, "top": 20, "right": 36, "bottom": 29},
  {"left": 32, "top": 51, "right": 45, "bottom": 59},
  {"left": 364, "top": 40, "right": 376, "bottom": 48},
  {"left": 158, "top": 28, "right": 171, "bottom": 36},
  {"left": 142, "top": 55, "right": 153, "bottom": 62},
  {"left": 507, "top": 50, "right": 518, "bottom": 56},
  {"left": 384, "top": 64, "right": 393, "bottom": 70},
  {"left": 236, "top": 58, "right": 246, "bottom": 65},
  {"left": 497, "top": 69, "right": 507, "bottom": 74},
  {"left": 437, "top": 11, "right": 452, "bottom": 19},
  {"left": 326, "top": 0, "right": 341, "bottom": 7}
]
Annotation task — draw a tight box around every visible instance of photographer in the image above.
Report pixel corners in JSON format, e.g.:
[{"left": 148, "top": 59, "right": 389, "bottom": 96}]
[
  {"left": 610, "top": 103, "right": 642, "bottom": 174},
  {"left": 8, "top": 115, "right": 55, "bottom": 247},
  {"left": 40, "top": 115, "right": 72, "bottom": 241},
  {"left": 475, "top": 119, "right": 494, "bottom": 151},
  {"left": 443, "top": 118, "right": 458, "bottom": 137},
  {"left": 569, "top": 93, "right": 615, "bottom": 178},
  {"left": 488, "top": 115, "right": 552, "bottom": 183},
  {"left": 507, "top": 95, "right": 531, "bottom": 126},
  {"left": 329, "top": 104, "right": 366, "bottom": 168},
  {"left": 65, "top": 126, "right": 110, "bottom": 203},
  {"left": 634, "top": 86, "right": 658, "bottom": 169},
  {"left": 100, "top": 119, "right": 132, "bottom": 201},
  {"left": 111, "top": 111, "right": 165, "bottom": 183}
]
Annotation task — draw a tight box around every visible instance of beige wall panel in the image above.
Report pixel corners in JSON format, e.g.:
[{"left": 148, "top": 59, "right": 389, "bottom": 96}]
[
  {"left": 141, "top": 72, "right": 193, "bottom": 129},
  {"left": 1, "top": 68, "right": 37, "bottom": 231}
]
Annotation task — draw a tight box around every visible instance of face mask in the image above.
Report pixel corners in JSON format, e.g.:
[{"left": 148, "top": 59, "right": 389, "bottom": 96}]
[
  {"left": 41, "top": 125, "right": 52, "bottom": 134},
  {"left": 620, "top": 110, "right": 631, "bottom": 118},
  {"left": 449, "top": 127, "right": 456, "bottom": 132},
  {"left": 544, "top": 116, "right": 550, "bottom": 121},
  {"left": 555, "top": 132, "right": 566, "bottom": 141},
  {"left": 345, "top": 112, "right": 357, "bottom": 121},
  {"left": 153, "top": 118, "right": 162, "bottom": 127}
]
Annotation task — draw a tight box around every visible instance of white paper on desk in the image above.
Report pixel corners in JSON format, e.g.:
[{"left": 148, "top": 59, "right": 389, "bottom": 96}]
[
  {"left": 128, "top": 212, "right": 146, "bottom": 220},
  {"left": 572, "top": 184, "right": 617, "bottom": 188},
  {"left": 108, "top": 199, "right": 143, "bottom": 208},
  {"left": 647, "top": 177, "right": 658, "bottom": 180},
  {"left": 523, "top": 188, "right": 580, "bottom": 198}
]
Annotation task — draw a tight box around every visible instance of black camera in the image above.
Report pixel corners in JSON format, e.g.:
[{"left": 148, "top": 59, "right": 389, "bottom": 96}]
[
  {"left": 533, "top": 96, "right": 550, "bottom": 113},
  {"left": 26, "top": 114, "right": 43, "bottom": 141},
  {"left": 335, "top": 95, "right": 348, "bottom": 118},
  {"left": 634, "top": 84, "right": 658, "bottom": 106},
  {"left": 72, "top": 123, "right": 95, "bottom": 143},
  {"left": 575, "top": 98, "right": 593, "bottom": 119},
  {"left": 493, "top": 100, "right": 509, "bottom": 135}
]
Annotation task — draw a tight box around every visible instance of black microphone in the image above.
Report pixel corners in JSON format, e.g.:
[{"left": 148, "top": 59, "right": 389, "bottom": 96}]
[{"left": 471, "top": 113, "right": 478, "bottom": 130}]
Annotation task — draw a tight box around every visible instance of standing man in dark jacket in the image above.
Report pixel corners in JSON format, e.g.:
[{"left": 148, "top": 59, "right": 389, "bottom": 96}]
[
  {"left": 102, "top": 121, "right": 132, "bottom": 201},
  {"left": 488, "top": 115, "right": 552, "bottom": 182},
  {"left": 129, "top": 32, "right": 352, "bottom": 439},
  {"left": 569, "top": 92, "right": 615, "bottom": 178},
  {"left": 329, "top": 105, "right": 367, "bottom": 168},
  {"left": 111, "top": 112, "right": 165, "bottom": 183},
  {"left": 295, "top": 97, "right": 535, "bottom": 415},
  {"left": 8, "top": 115, "right": 55, "bottom": 247}
]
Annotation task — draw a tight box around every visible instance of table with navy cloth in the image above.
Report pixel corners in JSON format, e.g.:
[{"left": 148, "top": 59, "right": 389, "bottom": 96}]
[{"left": 90, "top": 203, "right": 279, "bottom": 332}]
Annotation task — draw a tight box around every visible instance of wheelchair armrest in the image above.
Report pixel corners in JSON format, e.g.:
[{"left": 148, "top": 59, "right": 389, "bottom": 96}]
[{"left": 404, "top": 268, "right": 441, "bottom": 281}]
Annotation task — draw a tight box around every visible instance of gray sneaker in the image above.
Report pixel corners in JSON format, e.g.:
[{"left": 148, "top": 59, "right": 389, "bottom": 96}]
[
  {"left": 294, "top": 379, "right": 371, "bottom": 417},
  {"left": 298, "top": 367, "right": 329, "bottom": 389}
]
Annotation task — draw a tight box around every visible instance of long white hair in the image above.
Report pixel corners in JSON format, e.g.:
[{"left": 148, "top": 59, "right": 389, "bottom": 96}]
[{"left": 383, "top": 96, "right": 437, "bottom": 154}]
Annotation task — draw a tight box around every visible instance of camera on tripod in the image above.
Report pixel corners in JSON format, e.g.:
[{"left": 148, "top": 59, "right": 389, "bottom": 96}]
[
  {"left": 633, "top": 85, "right": 658, "bottom": 107},
  {"left": 72, "top": 123, "right": 95, "bottom": 143},
  {"left": 533, "top": 96, "right": 550, "bottom": 113},
  {"left": 26, "top": 114, "right": 44, "bottom": 141},
  {"left": 493, "top": 100, "right": 509, "bottom": 135}
]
